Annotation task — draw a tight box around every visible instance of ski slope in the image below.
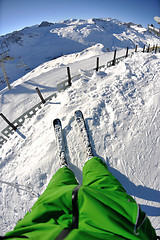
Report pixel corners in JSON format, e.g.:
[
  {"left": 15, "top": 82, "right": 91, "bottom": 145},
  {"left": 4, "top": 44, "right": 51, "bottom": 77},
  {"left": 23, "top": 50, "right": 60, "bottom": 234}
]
[
  {"left": 0, "top": 17, "right": 160, "bottom": 236},
  {"left": 0, "top": 45, "right": 132, "bottom": 132},
  {"left": 0, "top": 49, "right": 160, "bottom": 236}
]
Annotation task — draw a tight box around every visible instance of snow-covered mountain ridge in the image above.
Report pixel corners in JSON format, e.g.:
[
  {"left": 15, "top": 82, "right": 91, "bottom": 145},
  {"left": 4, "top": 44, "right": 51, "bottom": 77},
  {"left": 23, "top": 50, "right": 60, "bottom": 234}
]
[{"left": 0, "top": 18, "right": 160, "bottom": 86}]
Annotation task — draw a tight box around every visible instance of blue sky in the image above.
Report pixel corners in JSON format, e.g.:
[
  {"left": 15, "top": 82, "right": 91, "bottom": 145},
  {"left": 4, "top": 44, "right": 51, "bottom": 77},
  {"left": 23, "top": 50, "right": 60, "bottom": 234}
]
[{"left": 0, "top": 0, "right": 160, "bottom": 35}]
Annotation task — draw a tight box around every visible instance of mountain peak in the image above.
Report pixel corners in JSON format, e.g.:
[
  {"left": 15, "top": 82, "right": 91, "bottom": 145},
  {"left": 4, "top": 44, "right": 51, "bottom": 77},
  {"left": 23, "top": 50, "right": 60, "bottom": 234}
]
[{"left": 37, "top": 21, "right": 54, "bottom": 28}]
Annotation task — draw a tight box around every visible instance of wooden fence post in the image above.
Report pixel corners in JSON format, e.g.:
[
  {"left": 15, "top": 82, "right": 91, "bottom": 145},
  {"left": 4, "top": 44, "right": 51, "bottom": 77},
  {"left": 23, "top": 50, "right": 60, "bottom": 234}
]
[
  {"left": 135, "top": 45, "right": 138, "bottom": 52},
  {"left": 113, "top": 50, "right": 117, "bottom": 66},
  {"left": 147, "top": 44, "right": 150, "bottom": 53},
  {"left": 0, "top": 113, "right": 17, "bottom": 131},
  {"left": 35, "top": 87, "right": 46, "bottom": 104},
  {"left": 96, "top": 57, "right": 99, "bottom": 71},
  {"left": 67, "top": 67, "right": 72, "bottom": 86},
  {"left": 143, "top": 45, "right": 145, "bottom": 53},
  {"left": 0, "top": 61, "right": 11, "bottom": 90},
  {"left": 155, "top": 44, "right": 158, "bottom": 53},
  {"left": 126, "top": 47, "right": 129, "bottom": 57}
]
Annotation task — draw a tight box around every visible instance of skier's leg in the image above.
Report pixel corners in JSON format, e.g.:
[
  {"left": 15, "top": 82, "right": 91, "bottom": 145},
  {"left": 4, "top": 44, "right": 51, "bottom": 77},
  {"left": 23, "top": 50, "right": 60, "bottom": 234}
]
[
  {"left": 16, "top": 167, "right": 79, "bottom": 229},
  {"left": 82, "top": 157, "right": 126, "bottom": 194},
  {"left": 46, "top": 167, "right": 79, "bottom": 191},
  {"left": 32, "top": 167, "right": 79, "bottom": 208}
]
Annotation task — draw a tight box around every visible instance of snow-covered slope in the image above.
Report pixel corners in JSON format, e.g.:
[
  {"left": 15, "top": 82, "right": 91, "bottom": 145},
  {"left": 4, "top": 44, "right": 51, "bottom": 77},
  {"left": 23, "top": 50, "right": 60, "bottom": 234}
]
[
  {"left": 0, "top": 18, "right": 160, "bottom": 86},
  {"left": 0, "top": 45, "right": 131, "bottom": 132},
  {"left": 0, "top": 17, "right": 160, "bottom": 236},
  {"left": 0, "top": 50, "right": 160, "bottom": 235}
]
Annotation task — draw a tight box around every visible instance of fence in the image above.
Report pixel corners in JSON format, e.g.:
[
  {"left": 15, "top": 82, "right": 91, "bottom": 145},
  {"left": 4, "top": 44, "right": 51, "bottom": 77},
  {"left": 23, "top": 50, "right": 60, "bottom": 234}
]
[
  {"left": 148, "top": 25, "right": 160, "bottom": 37},
  {"left": 0, "top": 44, "right": 159, "bottom": 148}
]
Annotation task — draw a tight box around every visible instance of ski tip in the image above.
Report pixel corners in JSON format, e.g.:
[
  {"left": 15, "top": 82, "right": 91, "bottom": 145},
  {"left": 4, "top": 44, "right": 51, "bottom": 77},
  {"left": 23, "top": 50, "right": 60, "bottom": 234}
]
[
  {"left": 75, "top": 109, "right": 82, "bottom": 113},
  {"left": 74, "top": 110, "right": 83, "bottom": 116},
  {"left": 53, "top": 118, "right": 61, "bottom": 127},
  {"left": 74, "top": 110, "right": 84, "bottom": 120}
]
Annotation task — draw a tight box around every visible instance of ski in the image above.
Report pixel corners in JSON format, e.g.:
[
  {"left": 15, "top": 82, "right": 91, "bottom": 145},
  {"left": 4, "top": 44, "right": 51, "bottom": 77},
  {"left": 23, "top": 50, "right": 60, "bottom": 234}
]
[
  {"left": 74, "top": 110, "right": 94, "bottom": 159},
  {"left": 53, "top": 118, "right": 68, "bottom": 166}
]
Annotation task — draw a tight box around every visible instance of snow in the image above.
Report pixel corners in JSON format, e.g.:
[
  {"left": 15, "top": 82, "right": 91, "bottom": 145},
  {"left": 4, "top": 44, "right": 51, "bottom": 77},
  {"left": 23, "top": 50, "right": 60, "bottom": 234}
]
[
  {"left": 0, "top": 18, "right": 160, "bottom": 236},
  {"left": 1, "top": 18, "right": 160, "bottom": 86}
]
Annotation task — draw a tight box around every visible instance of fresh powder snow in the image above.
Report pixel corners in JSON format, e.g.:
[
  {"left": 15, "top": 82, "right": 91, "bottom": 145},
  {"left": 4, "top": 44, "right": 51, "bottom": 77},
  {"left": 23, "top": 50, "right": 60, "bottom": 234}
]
[{"left": 0, "top": 18, "right": 160, "bottom": 236}]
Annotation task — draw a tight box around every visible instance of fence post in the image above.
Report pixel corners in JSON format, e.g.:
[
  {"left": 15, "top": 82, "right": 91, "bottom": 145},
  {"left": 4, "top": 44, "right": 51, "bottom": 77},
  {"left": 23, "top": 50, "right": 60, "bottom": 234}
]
[
  {"left": 35, "top": 87, "right": 46, "bottom": 104},
  {"left": 67, "top": 67, "right": 72, "bottom": 86},
  {"left": 143, "top": 45, "right": 145, "bottom": 53},
  {"left": 147, "top": 44, "right": 150, "bottom": 53},
  {"left": 126, "top": 47, "right": 129, "bottom": 57},
  {"left": 113, "top": 50, "right": 117, "bottom": 66},
  {"left": 0, "top": 113, "right": 17, "bottom": 131},
  {"left": 155, "top": 44, "right": 158, "bottom": 53},
  {"left": 135, "top": 45, "right": 138, "bottom": 52},
  {"left": 0, "top": 61, "right": 11, "bottom": 90},
  {"left": 96, "top": 57, "right": 99, "bottom": 71}
]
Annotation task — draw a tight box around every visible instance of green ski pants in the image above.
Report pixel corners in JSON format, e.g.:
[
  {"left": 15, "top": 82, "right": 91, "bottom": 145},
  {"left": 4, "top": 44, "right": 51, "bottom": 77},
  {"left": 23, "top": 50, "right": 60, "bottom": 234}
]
[{"left": 44, "top": 157, "right": 126, "bottom": 194}]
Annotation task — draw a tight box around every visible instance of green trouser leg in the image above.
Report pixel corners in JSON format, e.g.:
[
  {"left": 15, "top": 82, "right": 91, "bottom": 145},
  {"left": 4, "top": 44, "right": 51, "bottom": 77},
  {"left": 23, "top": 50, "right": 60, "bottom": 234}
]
[
  {"left": 46, "top": 167, "right": 79, "bottom": 189},
  {"left": 82, "top": 157, "right": 126, "bottom": 194},
  {"left": 33, "top": 167, "right": 79, "bottom": 208}
]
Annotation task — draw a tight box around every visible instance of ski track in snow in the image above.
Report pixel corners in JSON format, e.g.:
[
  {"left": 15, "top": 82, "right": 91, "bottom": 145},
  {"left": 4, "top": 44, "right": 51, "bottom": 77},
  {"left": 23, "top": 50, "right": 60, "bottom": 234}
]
[{"left": 0, "top": 50, "right": 160, "bottom": 235}]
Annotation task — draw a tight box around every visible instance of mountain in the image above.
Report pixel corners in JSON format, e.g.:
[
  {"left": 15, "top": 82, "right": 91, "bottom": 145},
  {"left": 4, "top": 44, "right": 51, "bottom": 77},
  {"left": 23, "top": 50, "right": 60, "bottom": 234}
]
[
  {"left": 0, "top": 18, "right": 160, "bottom": 236},
  {"left": 0, "top": 18, "right": 160, "bottom": 87}
]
